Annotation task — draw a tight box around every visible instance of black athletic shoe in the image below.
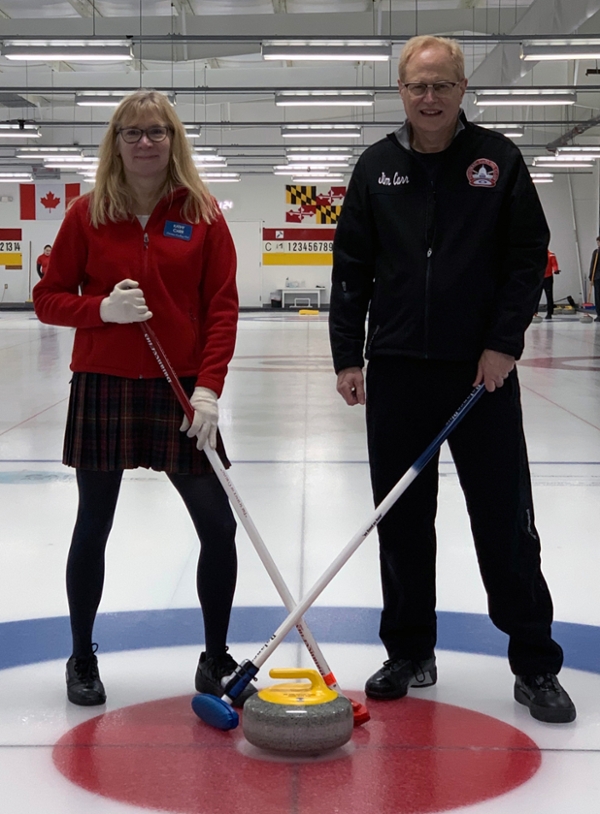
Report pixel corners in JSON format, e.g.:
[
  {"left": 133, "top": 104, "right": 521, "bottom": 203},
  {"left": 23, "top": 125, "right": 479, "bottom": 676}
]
[
  {"left": 365, "top": 655, "right": 437, "bottom": 700},
  {"left": 195, "top": 649, "right": 258, "bottom": 708},
  {"left": 66, "top": 646, "right": 106, "bottom": 706},
  {"left": 514, "top": 674, "right": 576, "bottom": 723}
]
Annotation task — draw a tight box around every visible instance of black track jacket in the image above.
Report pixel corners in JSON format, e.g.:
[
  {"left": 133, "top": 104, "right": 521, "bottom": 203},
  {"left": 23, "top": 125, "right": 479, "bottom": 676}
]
[{"left": 329, "top": 114, "right": 549, "bottom": 373}]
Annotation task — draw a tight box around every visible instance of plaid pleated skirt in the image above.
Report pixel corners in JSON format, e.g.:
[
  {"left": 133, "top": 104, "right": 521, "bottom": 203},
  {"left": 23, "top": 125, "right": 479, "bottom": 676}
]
[{"left": 63, "top": 373, "right": 230, "bottom": 473}]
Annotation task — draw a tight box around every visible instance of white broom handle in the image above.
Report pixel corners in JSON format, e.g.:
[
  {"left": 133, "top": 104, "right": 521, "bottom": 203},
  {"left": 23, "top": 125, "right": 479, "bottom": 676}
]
[
  {"left": 139, "top": 322, "right": 342, "bottom": 687},
  {"left": 203, "top": 445, "right": 343, "bottom": 687}
]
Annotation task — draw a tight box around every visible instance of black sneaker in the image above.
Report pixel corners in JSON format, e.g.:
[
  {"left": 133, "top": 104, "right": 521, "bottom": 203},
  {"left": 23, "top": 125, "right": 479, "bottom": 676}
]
[
  {"left": 195, "top": 649, "right": 258, "bottom": 709},
  {"left": 514, "top": 674, "right": 576, "bottom": 723},
  {"left": 66, "top": 646, "right": 106, "bottom": 706},
  {"left": 365, "top": 655, "right": 437, "bottom": 700}
]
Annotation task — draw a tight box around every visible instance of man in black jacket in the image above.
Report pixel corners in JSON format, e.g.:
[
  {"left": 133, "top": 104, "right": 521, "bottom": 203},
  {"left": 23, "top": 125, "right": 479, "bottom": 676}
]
[{"left": 329, "top": 35, "right": 575, "bottom": 723}]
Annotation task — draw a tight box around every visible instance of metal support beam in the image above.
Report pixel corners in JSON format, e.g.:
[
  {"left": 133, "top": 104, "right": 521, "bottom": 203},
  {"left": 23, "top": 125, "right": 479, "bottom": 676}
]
[
  {"left": 66, "top": 0, "right": 102, "bottom": 18},
  {"left": 547, "top": 114, "right": 600, "bottom": 150}
]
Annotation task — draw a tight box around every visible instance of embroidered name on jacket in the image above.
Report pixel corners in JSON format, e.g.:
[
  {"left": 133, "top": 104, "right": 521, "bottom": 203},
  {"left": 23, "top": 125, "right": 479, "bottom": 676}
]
[
  {"left": 378, "top": 171, "right": 410, "bottom": 186},
  {"left": 466, "top": 159, "right": 499, "bottom": 188}
]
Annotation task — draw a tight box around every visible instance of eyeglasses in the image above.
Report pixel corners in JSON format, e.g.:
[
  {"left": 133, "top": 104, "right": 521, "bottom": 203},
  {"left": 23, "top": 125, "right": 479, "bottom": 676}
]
[
  {"left": 117, "top": 126, "right": 172, "bottom": 144},
  {"left": 401, "top": 82, "right": 460, "bottom": 98}
]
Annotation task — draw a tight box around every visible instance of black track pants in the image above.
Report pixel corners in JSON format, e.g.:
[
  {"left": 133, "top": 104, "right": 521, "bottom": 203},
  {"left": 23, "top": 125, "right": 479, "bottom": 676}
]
[
  {"left": 365, "top": 356, "right": 563, "bottom": 676},
  {"left": 539, "top": 276, "right": 554, "bottom": 316},
  {"left": 67, "top": 469, "right": 237, "bottom": 658}
]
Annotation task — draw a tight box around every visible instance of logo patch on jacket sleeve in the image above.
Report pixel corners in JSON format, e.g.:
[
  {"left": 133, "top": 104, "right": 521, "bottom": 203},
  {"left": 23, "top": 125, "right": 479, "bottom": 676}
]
[{"left": 466, "top": 159, "right": 499, "bottom": 188}]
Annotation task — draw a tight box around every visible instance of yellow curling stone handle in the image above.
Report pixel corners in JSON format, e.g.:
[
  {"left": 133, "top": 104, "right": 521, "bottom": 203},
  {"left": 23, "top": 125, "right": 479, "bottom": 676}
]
[{"left": 258, "top": 668, "right": 339, "bottom": 706}]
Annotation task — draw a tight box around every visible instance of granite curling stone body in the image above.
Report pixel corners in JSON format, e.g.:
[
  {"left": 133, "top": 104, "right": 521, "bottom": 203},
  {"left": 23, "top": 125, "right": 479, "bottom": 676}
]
[{"left": 242, "top": 668, "right": 354, "bottom": 754}]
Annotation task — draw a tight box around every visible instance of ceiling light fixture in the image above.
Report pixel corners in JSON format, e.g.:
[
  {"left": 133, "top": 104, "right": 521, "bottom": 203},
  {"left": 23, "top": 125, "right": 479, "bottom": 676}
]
[
  {"left": 262, "top": 41, "right": 391, "bottom": 62},
  {"left": 274, "top": 163, "right": 349, "bottom": 173},
  {"left": 533, "top": 154, "right": 597, "bottom": 163},
  {"left": 283, "top": 153, "right": 351, "bottom": 163},
  {"left": 0, "top": 171, "right": 33, "bottom": 181},
  {"left": 1, "top": 41, "right": 133, "bottom": 62},
  {"left": 200, "top": 172, "right": 241, "bottom": 183},
  {"left": 43, "top": 155, "right": 97, "bottom": 163},
  {"left": 275, "top": 92, "right": 374, "bottom": 107},
  {"left": 0, "top": 123, "right": 41, "bottom": 138},
  {"left": 291, "top": 174, "right": 345, "bottom": 183},
  {"left": 556, "top": 146, "right": 600, "bottom": 154},
  {"left": 287, "top": 146, "right": 351, "bottom": 153},
  {"left": 474, "top": 91, "right": 576, "bottom": 106},
  {"left": 75, "top": 93, "right": 129, "bottom": 107},
  {"left": 193, "top": 155, "right": 227, "bottom": 166},
  {"left": 281, "top": 125, "right": 362, "bottom": 139},
  {"left": 479, "top": 124, "right": 524, "bottom": 137},
  {"left": 521, "top": 41, "right": 600, "bottom": 61},
  {"left": 532, "top": 160, "right": 594, "bottom": 168},
  {"left": 17, "top": 147, "right": 83, "bottom": 159}
]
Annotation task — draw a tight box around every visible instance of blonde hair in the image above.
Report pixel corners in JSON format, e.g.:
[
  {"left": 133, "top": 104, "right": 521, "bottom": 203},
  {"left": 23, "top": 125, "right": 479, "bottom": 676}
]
[
  {"left": 89, "top": 89, "right": 218, "bottom": 227},
  {"left": 399, "top": 36, "right": 465, "bottom": 82}
]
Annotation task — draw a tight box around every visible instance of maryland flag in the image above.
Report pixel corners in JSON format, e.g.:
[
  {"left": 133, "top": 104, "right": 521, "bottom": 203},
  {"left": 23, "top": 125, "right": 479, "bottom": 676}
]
[{"left": 285, "top": 185, "right": 346, "bottom": 224}]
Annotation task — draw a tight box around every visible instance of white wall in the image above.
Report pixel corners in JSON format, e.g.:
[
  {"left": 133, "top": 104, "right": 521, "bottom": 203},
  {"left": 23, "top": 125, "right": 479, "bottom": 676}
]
[
  {"left": 0, "top": 175, "right": 335, "bottom": 309},
  {"left": 535, "top": 167, "right": 599, "bottom": 304},
  {"left": 221, "top": 174, "right": 335, "bottom": 308},
  {"left": 0, "top": 188, "right": 68, "bottom": 303}
]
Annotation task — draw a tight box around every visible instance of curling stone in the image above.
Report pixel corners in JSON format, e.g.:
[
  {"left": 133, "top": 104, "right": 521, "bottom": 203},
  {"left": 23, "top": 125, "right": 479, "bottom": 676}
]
[
  {"left": 242, "top": 668, "right": 353, "bottom": 755},
  {"left": 580, "top": 313, "right": 593, "bottom": 323},
  {"left": 298, "top": 309, "right": 320, "bottom": 315},
  {"left": 532, "top": 315, "right": 543, "bottom": 323}
]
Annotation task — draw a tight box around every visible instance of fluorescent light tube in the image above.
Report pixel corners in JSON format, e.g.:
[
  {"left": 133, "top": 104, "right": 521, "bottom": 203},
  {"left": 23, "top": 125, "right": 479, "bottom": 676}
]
[
  {"left": 480, "top": 124, "right": 524, "bottom": 137},
  {"left": 262, "top": 41, "right": 391, "bottom": 62},
  {"left": 2, "top": 42, "right": 133, "bottom": 62},
  {"left": 0, "top": 124, "right": 41, "bottom": 138},
  {"left": 281, "top": 125, "right": 362, "bottom": 139},
  {"left": 291, "top": 175, "right": 344, "bottom": 183},
  {"left": 475, "top": 92, "right": 576, "bottom": 106},
  {"left": 522, "top": 42, "right": 600, "bottom": 61},
  {"left": 275, "top": 92, "right": 374, "bottom": 107}
]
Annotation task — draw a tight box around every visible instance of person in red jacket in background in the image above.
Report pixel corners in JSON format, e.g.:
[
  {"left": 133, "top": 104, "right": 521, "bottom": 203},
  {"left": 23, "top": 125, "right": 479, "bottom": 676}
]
[
  {"left": 36, "top": 244, "right": 52, "bottom": 278},
  {"left": 34, "top": 90, "right": 255, "bottom": 710},
  {"left": 539, "top": 250, "right": 560, "bottom": 320}
]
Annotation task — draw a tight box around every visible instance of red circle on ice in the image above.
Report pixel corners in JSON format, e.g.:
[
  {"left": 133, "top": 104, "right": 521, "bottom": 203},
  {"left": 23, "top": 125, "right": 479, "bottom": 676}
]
[{"left": 53, "top": 695, "right": 541, "bottom": 814}]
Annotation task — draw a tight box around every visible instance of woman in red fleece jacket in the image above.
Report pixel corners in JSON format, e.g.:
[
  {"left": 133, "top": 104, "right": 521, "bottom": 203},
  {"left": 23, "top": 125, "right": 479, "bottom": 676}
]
[{"left": 34, "top": 90, "right": 255, "bottom": 709}]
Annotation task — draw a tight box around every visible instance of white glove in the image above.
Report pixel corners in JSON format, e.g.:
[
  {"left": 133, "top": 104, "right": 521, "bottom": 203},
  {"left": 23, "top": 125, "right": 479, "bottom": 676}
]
[
  {"left": 180, "top": 387, "right": 219, "bottom": 450},
  {"left": 100, "top": 279, "right": 153, "bottom": 324}
]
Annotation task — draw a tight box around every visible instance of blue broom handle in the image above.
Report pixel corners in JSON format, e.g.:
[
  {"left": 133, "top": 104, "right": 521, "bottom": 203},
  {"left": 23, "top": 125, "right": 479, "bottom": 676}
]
[{"left": 247, "top": 383, "right": 486, "bottom": 673}]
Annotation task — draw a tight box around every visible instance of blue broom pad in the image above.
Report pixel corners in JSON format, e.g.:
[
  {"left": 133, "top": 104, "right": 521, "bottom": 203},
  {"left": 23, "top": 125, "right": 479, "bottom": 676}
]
[{"left": 191, "top": 694, "right": 239, "bottom": 730}]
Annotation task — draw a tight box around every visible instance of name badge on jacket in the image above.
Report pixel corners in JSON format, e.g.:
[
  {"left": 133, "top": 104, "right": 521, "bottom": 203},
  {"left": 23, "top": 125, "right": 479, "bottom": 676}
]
[{"left": 164, "top": 221, "right": 192, "bottom": 241}]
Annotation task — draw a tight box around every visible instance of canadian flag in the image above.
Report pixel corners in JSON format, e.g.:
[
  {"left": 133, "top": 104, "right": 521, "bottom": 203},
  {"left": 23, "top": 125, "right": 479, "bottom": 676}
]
[{"left": 19, "top": 183, "right": 80, "bottom": 221}]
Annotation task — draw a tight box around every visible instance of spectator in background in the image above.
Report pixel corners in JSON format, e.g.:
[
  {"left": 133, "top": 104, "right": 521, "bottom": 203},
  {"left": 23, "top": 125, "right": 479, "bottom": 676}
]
[
  {"left": 590, "top": 236, "right": 600, "bottom": 322},
  {"left": 539, "top": 250, "right": 560, "bottom": 320},
  {"left": 36, "top": 244, "right": 52, "bottom": 279}
]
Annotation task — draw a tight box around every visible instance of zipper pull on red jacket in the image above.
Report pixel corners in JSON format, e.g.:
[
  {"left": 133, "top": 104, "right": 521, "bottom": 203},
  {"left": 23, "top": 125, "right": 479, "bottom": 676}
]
[{"left": 144, "top": 233, "right": 149, "bottom": 249}]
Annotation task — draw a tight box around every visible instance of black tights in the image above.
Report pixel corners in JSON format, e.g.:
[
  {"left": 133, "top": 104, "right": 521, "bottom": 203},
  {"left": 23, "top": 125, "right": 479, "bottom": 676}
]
[{"left": 67, "top": 469, "right": 237, "bottom": 658}]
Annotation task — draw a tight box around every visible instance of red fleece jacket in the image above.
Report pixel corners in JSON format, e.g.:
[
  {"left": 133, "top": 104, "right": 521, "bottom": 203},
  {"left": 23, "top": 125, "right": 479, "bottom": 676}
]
[{"left": 33, "top": 189, "right": 238, "bottom": 396}]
